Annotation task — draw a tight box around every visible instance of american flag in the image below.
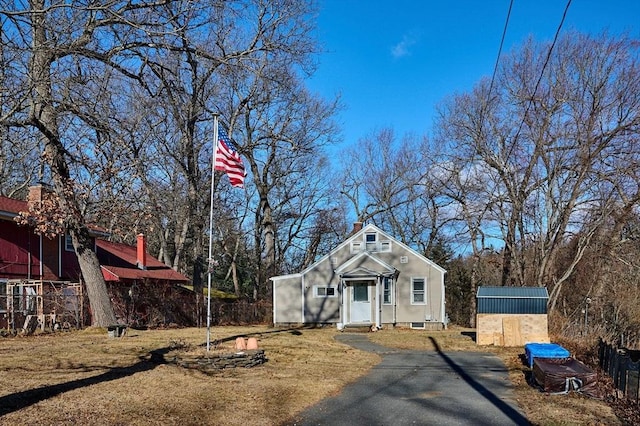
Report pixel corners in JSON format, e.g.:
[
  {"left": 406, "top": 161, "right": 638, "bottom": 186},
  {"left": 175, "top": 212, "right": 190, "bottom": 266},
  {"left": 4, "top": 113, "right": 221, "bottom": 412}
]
[{"left": 214, "top": 126, "right": 246, "bottom": 189}]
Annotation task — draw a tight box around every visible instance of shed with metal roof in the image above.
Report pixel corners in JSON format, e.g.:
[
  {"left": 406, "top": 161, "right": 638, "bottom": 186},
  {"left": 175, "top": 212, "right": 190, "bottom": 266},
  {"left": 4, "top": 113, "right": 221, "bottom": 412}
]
[{"left": 476, "top": 286, "right": 550, "bottom": 346}]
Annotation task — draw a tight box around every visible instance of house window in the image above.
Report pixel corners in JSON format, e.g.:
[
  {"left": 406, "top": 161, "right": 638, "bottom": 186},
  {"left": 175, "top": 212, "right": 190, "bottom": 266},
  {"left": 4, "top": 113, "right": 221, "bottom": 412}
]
[
  {"left": 0, "top": 280, "right": 6, "bottom": 313},
  {"left": 365, "top": 233, "right": 377, "bottom": 251},
  {"left": 314, "top": 286, "right": 337, "bottom": 298},
  {"left": 353, "top": 283, "right": 369, "bottom": 302},
  {"left": 350, "top": 241, "right": 363, "bottom": 253},
  {"left": 65, "top": 233, "right": 74, "bottom": 251},
  {"left": 379, "top": 241, "right": 391, "bottom": 252},
  {"left": 412, "top": 278, "right": 426, "bottom": 304},
  {"left": 383, "top": 278, "right": 392, "bottom": 304}
]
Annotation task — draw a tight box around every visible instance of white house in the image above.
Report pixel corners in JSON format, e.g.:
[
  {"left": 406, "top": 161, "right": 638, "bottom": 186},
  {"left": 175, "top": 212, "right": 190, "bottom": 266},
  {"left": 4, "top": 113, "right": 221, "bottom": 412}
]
[{"left": 271, "top": 223, "right": 446, "bottom": 330}]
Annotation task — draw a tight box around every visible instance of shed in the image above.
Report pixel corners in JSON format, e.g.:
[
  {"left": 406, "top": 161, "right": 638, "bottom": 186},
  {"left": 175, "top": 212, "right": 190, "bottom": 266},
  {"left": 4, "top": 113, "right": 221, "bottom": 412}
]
[{"left": 476, "top": 286, "right": 549, "bottom": 346}]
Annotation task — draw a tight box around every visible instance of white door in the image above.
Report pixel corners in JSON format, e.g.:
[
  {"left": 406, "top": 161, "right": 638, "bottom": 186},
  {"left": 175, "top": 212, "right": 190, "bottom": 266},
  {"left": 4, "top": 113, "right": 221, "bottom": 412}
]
[{"left": 350, "top": 282, "right": 371, "bottom": 323}]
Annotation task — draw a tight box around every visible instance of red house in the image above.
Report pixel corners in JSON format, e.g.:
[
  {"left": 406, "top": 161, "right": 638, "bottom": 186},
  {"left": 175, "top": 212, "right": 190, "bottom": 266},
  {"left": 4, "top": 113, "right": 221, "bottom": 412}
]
[{"left": 0, "top": 187, "right": 194, "bottom": 331}]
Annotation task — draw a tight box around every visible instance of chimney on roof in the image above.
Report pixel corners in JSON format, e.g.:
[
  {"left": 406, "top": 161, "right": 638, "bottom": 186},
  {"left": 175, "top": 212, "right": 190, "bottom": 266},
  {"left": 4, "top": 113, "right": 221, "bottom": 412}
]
[
  {"left": 136, "top": 233, "right": 147, "bottom": 270},
  {"left": 352, "top": 222, "right": 363, "bottom": 233},
  {"left": 28, "top": 184, "right": 48, "bottom": 209}
]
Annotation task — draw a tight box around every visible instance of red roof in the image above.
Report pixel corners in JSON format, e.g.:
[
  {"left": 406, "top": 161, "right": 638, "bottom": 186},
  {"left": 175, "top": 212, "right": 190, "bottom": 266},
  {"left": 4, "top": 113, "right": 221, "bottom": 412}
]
[
  {"left": 0, "top": 195, "right": 27, "bottom": 217},
  {"left": 0, "top": 194, "right": 108, "bottom": 235},
  {"left": 1, "top": 193, "right": 187, "bottom": 283},
  {"left": 96, "top": 239, "right": 189, "bottom": 283},
  {"left": 100, "top": 264, "right": 189, "bottom": 282}
]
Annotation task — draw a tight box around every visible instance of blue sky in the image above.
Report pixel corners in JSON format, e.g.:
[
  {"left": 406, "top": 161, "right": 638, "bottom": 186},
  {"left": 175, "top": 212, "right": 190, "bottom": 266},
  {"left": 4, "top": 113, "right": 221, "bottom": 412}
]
[{"left": 308, "top": 0, "right": 640, "bottom": 147}]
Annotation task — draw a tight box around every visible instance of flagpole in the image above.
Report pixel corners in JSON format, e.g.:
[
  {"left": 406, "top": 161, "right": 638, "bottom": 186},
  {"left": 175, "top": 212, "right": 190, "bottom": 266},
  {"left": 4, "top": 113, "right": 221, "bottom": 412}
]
[{"left": 206, "top": 114, "right": 219, "bottom": 351}]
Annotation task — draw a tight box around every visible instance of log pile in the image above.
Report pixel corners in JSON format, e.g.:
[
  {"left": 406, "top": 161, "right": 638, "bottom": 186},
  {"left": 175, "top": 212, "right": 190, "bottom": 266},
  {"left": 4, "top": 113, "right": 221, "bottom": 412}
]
[{"left": 173, "top": 350, "right": 267, "bottom": 372}]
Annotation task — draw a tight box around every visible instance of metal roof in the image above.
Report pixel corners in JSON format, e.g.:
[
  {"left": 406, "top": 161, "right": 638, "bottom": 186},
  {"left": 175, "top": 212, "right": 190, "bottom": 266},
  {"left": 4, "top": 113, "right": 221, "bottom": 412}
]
[
  {"left": 477, "top": 286, "right": 548, "bottom": 299},
  {"left": 476, "top": 286, "right": 548, "bottom": 314}
]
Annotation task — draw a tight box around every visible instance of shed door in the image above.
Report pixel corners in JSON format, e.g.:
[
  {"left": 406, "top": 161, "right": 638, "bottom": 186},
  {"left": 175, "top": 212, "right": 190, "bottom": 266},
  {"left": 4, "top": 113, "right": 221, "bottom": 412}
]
[{"left": 350, "top": 282, "right": 371, "bottom": 323}]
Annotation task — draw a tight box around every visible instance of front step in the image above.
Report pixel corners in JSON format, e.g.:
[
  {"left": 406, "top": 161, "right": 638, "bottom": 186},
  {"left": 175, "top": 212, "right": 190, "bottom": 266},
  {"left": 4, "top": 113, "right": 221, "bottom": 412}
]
[{"left": 339, "top": 323, "right": 377, "bottom": 333}]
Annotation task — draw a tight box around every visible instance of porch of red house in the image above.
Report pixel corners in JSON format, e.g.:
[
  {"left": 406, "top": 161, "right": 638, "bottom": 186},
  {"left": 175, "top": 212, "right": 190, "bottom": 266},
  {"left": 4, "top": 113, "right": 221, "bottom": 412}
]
[{"left": 1, "top": 279, "right": 84, "bottom": 333}]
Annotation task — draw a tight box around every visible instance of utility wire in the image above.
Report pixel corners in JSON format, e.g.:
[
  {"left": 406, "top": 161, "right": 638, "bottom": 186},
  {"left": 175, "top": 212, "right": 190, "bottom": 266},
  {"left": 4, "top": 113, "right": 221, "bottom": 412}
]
[
  {"left": 488, "top": 0, "right": 514, "bottom": 98},
  {"left": 511, "top": 0, "right": 573, "bottom": 143}
]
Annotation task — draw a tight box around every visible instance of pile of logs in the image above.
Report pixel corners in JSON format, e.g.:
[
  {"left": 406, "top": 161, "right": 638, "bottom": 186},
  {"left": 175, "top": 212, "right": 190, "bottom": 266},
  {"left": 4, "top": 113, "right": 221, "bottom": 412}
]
[{"left": 174, "top": 350, "right": 267, "bottom": 372}]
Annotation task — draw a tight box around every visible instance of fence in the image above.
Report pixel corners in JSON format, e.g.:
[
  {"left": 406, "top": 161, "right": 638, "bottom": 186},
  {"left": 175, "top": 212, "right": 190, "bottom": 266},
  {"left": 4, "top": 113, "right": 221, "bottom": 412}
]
[{"left": 598, "top": 338, "right": 640, "bottom": 404}]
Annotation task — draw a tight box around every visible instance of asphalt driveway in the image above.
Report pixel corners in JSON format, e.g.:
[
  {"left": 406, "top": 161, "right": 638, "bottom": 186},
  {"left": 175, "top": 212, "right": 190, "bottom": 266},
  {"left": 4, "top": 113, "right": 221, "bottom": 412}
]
[{"left": 290, "top": 333, "right": 529, "bottom": 426}]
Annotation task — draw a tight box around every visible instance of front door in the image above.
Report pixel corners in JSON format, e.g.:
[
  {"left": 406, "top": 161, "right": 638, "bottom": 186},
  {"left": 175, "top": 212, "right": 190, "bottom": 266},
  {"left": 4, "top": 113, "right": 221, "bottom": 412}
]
[{"left": 350, "top": 282, "right": 371, "bottom": 323}]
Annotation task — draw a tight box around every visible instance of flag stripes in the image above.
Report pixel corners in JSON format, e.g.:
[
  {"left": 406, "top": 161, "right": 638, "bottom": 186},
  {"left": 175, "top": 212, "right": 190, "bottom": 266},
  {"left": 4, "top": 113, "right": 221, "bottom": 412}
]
[{"left": 215, "top": 126, "right": 246, "bottom": 188}]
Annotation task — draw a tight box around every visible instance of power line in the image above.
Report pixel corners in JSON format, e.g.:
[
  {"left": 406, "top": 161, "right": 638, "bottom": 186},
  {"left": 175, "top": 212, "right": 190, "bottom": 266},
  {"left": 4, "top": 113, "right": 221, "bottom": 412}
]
[
  {"left": 488, "top": 0, "right": 514, "bottom": 98},
  {"left": 511, "top": 0, "right": 573, "bottom": 143}
]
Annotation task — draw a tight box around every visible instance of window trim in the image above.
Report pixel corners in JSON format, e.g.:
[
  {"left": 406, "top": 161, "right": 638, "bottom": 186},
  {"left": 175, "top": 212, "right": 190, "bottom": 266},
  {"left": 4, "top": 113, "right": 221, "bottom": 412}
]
[
  {"left": 0, "top": 279, "right": 6, "bottom": 313},
  {"left": 383, "top": 277, "right": 393, "bottom": 305},
  {"left": 379, "top": 241, "right": 392, "bottom": 252},
  {"left": 64, "top": 233, "right": 74, "bottom": 252},
  {"left": 364, "top": 232, "right": 377, "bottom": 251},
  {"left": 411, "top": 277, "right": 427, "bottom": 305},
  {"left": 314, "top": 285, "right": 338, "bottom": 298},
  {"left": 350, "top": 241, "right": 363, "bottom": 253}
]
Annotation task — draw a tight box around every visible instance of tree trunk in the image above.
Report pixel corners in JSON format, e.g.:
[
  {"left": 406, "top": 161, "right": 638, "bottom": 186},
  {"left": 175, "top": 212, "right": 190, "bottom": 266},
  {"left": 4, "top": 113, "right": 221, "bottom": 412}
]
[
  {"left": 30, "top": 0, "right": 116, "bottom": 326},
  {"left": 71, "top": 227, "right": 118, "bottom": 326}
]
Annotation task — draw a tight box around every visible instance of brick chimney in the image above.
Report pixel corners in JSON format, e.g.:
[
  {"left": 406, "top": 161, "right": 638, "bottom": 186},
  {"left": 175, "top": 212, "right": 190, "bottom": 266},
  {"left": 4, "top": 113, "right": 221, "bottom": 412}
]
[
  {"left": 352, "top": 222, "right": 363, "bottom": 233},
  {"left": 136, "top": 233, "right": 147, "bottom": 270},
  {"left": 28, "top": 184, "right": 48, "bottom": 209}
]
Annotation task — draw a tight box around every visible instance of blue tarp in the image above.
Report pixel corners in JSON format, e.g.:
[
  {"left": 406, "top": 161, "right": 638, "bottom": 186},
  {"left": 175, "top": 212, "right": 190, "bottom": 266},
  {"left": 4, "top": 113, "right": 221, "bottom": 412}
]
[{"left": 525, "top": 343, "right": 570, "bottom": 368}]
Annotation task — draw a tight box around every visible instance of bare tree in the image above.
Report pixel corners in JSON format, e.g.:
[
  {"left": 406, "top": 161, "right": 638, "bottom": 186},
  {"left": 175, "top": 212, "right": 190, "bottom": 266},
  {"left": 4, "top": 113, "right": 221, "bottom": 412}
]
[
  {"left": 340, "top": 128, "right": 453, "bottom": 254},
  {"left": 236, "top": 77, "right": 341, "bottom": 299},
  {"left": 0, "top": 1, "right": 195, "bottom": 326},
  {"left": 436, "top": 32, "right": 640, "bottom": 316}
]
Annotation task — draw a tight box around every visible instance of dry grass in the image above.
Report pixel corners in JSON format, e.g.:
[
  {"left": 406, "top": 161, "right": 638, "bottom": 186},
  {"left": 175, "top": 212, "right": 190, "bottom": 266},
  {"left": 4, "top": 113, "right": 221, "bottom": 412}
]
[
  {"left": 0, "top": 325, "right": 623, "bottom": 425},
  {"left": 0, "top": 326, "right": 378, "bottom": 425}
]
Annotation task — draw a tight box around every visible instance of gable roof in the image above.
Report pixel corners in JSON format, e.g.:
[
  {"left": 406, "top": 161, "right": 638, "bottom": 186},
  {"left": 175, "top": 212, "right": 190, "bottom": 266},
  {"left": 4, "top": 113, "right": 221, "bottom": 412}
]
[
  {"left": 300, "top": 223, "right": 446, "bottom": 276},
  {"left": 96, "top": 239, "right": 189, "bottom": 282},
  {"left": 335, "top": 251, "right": 397, "bottom": 278},
  {"left": 476, "top": 286, "right": 548, "bottom": 314},
  {"left": 477, "top": 286, "right": 549, "bottom": 299}
]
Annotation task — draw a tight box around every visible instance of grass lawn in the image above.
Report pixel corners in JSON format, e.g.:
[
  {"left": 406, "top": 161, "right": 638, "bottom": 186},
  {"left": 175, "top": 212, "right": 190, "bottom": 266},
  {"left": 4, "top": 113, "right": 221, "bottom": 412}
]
[{"left": 0, "top": 325, "right": 622, "bottom": 425}]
